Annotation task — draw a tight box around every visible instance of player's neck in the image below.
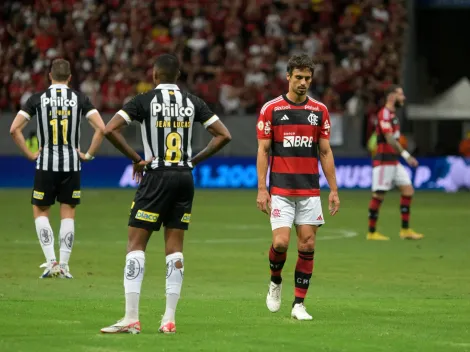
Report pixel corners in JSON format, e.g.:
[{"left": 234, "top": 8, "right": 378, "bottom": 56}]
[
  {"left": 286, "top": 91, "right": 307, "bottom": 104},
  {"left": 50, "top": 80, "right": 69, "bottom": 86},
  {"left": 385, "top": 103, "right": 396, "bottom": 112}
]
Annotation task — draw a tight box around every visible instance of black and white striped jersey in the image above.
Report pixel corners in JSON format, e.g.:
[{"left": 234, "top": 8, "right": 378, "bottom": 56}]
[
  {"left": 18, "top": 84, "right": 97, "bottom": 172},
  {"left": 118, "top": 83, "right": 219, "bottom": 170}
]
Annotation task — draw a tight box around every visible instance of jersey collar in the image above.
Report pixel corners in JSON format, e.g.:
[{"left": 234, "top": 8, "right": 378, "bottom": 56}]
[
  {"left": 155, "top": 84, "right": 180, "bottom": 90},
  {"left": 49, "top": 84, "right": 69, "bottom": 89}
]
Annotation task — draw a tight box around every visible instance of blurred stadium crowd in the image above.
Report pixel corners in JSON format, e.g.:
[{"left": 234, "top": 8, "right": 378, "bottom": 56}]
[{"left": 1, "top": 0, "right": 407, "bottom": 119}]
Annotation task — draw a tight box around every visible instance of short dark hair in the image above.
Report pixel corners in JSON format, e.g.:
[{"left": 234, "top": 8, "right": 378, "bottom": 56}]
[
  {"left": 154, "top": 54, "right": 180, "bottom": 83},
  {"left": 50, "top": 59, "right": 71, "bottom": 82},
  {"left": 385, "top": 84, "right": 400, "bottom": 98},
  {"left": 287, "top": 54, "right": 315, "bottom": 76}
]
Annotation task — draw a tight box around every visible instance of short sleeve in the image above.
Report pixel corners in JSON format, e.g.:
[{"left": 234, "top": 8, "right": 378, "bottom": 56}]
[
  {"left": 378, "top": 109, "right": 393, "bottom": 134},
  {"left": 118, "top": 96, "right": 142, "bottom": 124},
  {"left": 319, "top": 107, "right": 331, "bottom": 140},
  {"left": 18, "top": 95, "right": 37, "bottom": 120},
  {"left": 82, "top": 94, "right": 98, "bottom": 119},
  {"left": 194, "top": 96, "right": 218, "bottom": 128},
  {"left": 257, "top": 103, "right": 273, "bottom": 139}
]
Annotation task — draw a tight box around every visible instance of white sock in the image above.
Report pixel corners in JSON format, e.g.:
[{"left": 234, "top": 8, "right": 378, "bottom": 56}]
[
  {"left": 59, "top": 218, "right": 74, "bottom": 265},
  {"left": 124, "top": 250, "right": 145, "bottom": 322},
  {"left": 35, "top": 216, "right": 56, "bottom": 264},
  {"left": 163, "top": 252, "right": 184, "bottom": 323}
]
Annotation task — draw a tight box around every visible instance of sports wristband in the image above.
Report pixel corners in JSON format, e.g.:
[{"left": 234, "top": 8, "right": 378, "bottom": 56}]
[
  {"left": 132, "top": 158, "right": 142, "bottom": 164},
  {"left": 401, "top": 150, "right": 411, "bottom": 159},
  {"left": 85, "top": 152, "right": 95, "bottom": 160}
]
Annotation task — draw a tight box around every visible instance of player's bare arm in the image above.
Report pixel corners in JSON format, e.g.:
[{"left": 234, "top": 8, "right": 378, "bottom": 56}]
[
  {"left": 319, "top": 138, "right": 340, "bottom": 215},
  {"left": 256, "top": 138, "right": 272, "bottom": 215},
  {"left": 190, "top": 119, "right": 231, "bottom": 166},
  {"left": 104, "top": 114, "right": 150, "bottom": 182},
  {"left": 77, "top": 111, "right": 105, "bottom": 162},
  {"left": 10, "top": 114, "right": 40, "bottom": 161},
  {"left": 384, "top": 132, "right": 418, "bottom": 167}
]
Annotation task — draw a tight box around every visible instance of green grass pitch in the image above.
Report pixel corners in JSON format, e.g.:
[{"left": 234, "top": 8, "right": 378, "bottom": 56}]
[{"left": 0, "top": 189, "right": 469, "bottom": 352}]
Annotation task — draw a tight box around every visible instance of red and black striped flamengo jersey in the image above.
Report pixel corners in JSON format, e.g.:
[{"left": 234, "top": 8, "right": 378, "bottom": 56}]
[
  {"left": 374, "top": 107, "right": 400, "bottom": 167},
  {"left": 257, "top": 94, "right": 331, "bottom": 197}
]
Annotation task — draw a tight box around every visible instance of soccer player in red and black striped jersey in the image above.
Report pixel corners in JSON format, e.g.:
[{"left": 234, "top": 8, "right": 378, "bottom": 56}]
[
  {"left": 256, "top": 54, "right": 340, "bottom": 320},
  {"left": 367, "top": 85, "right": 424, "bottom": 241}
]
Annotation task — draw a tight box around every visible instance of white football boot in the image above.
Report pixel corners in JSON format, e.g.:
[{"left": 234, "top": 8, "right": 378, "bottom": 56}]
[
  {"left": 59, "top": 263, "right": 73, "bottom": 279},
  {"left": 100, "top": 319, "right": 141, "bottom": 334},
  {"left": 39, "top": 262, "right": 60, "bottom": 278},
  {"left": 291, "top": 303, "right": 313, "bottom": 320},
  {"left": 266, "top": 281, "right": 282, "bottom": 312}
]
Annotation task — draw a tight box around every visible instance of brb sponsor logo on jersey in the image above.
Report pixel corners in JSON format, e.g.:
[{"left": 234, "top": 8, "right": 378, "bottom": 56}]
[
  {"left": 283, "top": 132, "right": 314, "bottom": 148},
  {"left": 152, "top": 102, "right": 194, "bottom": 118},
  {"left": 41, "top": 96, "right": 77, "bottom": 107}
]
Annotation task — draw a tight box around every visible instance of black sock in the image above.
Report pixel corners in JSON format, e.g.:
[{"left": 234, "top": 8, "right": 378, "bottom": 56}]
[{"left": 293, "top": 297, "right": 304, "bottom": 307}]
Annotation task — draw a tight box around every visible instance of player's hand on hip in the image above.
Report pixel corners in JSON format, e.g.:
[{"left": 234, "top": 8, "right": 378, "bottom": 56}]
[
  {"left": 28, "top": 147, "right": 41, "bottom": 161},
  {"left": 257, "top": 189, "right": 271, "bottom": 215},
  {"left": 407, "top": 156, "right": 419, "bottom": 168},
  {"left": 76, "top": 149, "right": 90, "bottom": 162},
  {"left": 328, "top": 191, "right": 340, "bottom": 216},
  {"left": 132, "top": 158, "right": 154, "bottom": 184}
]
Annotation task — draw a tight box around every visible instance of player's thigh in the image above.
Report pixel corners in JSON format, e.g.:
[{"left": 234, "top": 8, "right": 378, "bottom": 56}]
[
  {"left": 57, "top": 171, "right": 81, "bottom": 206},
  {"left": 372, "top": 165, "right": 394, "bottom": 191},
  {"left": 395, "top": 164, "right": 412, "bottom": 188},
  {"left": 129, "top": 171, "right": 169, "bottom": 232},
  {"left": 31, "top": 170, "right": 57, "bottom": 207},
  {"left": 164, "top": 171, "right": 195, "bottom": 231},
  {"left": 270, "top": 195, "right": 296, "bottom": 232},
  {"left": 294, "top": 196, "right": 325, "bottom": 227}
]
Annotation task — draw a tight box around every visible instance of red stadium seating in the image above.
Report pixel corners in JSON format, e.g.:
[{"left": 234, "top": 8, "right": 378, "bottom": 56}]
[{"left": 0, "top": 0, "right": 407, "bottom": 116}]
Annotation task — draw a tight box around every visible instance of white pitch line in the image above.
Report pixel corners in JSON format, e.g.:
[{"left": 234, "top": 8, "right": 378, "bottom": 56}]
[{"left": 9, "top": 229, "right": 357, "bottom": 245}]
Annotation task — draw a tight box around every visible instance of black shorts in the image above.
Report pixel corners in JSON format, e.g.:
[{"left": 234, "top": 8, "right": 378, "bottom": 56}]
[
  {"left": 31, "top": 170, "right": 81, "bottom": 206},
  {"left": 128, "top": 169, "right": 195, "bottom": 232}
]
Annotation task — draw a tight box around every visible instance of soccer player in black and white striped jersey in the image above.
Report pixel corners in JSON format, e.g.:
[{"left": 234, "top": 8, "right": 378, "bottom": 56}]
[
  {"left": 9, "top": 59, "right": 106, "bottom": 279},
  {"left": 101, "top": 54, "right": 231, "bottom": 334}
]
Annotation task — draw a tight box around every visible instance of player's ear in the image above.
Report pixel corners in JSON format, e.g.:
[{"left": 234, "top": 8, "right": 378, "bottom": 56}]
[
  {"left": 286, "top": 72, "right": 290, "bottom": 82},
  {"left": 67, "top": 75, "right": 72, "bottom": 84},
  {"left": 49, "top": 72, "right": 53, "bottom": 82},
  {"left": 176, "top": 70, "right": 181, "bottom": 80}
]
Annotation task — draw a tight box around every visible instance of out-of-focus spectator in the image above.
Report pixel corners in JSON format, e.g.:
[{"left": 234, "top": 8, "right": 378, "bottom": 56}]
[
  {"left": 459, "top": 132, "right": 470, "bottom": 157},
  {"left": 0, "top": 0, "right": 408, "bottom": 121}
]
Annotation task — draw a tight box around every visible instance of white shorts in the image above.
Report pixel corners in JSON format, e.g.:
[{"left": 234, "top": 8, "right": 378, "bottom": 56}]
[
  {"left": 372, "top": 164, "right": 411, "bottom": 191},
  {"left": 270, "top": 195, "right": 325, "bottom": 231}
]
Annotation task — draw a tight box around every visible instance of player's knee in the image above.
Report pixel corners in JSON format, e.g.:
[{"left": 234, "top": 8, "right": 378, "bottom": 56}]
[
  {"left": 401, "top": 185, "right": 414, "bottom": 197},
  {"left": 372, "top": 191, "right": 386, "bottom": 200},
  {"left": 298, "top": 235, "right": 315, "bottom": 252},
  {"left": 126, "top": 236, "right": 147, "bottom": 253},
  {"left": 272, "top": 237, "right": 289, "bottom": 252}
]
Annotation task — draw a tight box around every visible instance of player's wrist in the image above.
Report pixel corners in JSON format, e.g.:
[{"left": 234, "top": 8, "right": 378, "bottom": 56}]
[
  {"left": 132, "top": 158, "right": 142, "bottom": 164},
  {"left": 400, "top": 150, "right": 411, "bottom": 160},
  {"left": 85, "top": 152, "right": 95, "bottom": 161}
]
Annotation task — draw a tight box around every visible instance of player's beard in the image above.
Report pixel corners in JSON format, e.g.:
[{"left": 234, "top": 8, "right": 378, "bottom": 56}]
[
  {"left": 295, "top": 86, "right": 307, "bottom": 97},
  {"left": 395, "top": 100, "right": 404, "bottom": 108}
]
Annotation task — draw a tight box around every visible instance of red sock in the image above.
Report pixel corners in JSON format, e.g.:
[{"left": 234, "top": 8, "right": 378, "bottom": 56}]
[
  {"left": 368, "top": 197, "right": 383, "bottom": 232},
  {"left": 400, "top": 196, "right": 412, "bottom": 229},
  {"left": 269, "top": 245, "right": 286, "bottom": 284},
  {"left": 294, "top": 250, "right": 314, "bottom": 305}
]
